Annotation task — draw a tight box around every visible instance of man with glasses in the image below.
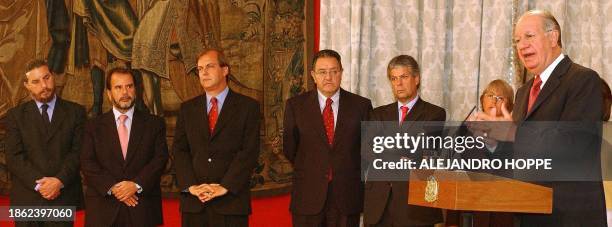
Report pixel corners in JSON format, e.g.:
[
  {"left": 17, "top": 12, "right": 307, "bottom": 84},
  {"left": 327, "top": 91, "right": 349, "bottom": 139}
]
[
  {"left": 476, "top": 10, "right": 605, "bottom": 226},
  {"left": 284, "top": 49, "right": 372, "bottom": 227}
]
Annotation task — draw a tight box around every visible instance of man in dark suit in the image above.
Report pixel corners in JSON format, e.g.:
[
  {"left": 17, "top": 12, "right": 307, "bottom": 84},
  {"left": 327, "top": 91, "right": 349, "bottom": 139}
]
[
  {"left": 173, "top": 48, "right": 261, "bottom": 227},
  {"left": 283, "top": 49, "right": 372, "bottom": 227},
  {"left": 80, "top": 67, "right": 169, "bottom": 227},
  {"left": 476, "top": 10, "right": 606, "bottom": 227},
  {"left": 5, "top": 59, "right": 85, "bottom": 227},
  {"left": 362, "top": 55, "right": 445, "bottom": 227}
]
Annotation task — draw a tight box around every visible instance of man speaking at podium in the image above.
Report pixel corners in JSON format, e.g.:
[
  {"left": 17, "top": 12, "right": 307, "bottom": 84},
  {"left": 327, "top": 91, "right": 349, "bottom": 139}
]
[{"left": 476, "top": 10, "right": 606, "bottom": 227}]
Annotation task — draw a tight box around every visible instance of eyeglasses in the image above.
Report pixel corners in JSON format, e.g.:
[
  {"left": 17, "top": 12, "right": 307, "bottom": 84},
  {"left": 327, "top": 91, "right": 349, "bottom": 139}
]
[
  {"left": 314, "top": 69, "right": 341, "bottom": 77},
  {"left": 483, "top": 93, "right": 504, "bottom": 102},
  {"left": 389, "top": 74, "right": 417, "bottom": 82},
  {"left": 512, "top": 30, "right": 553, "bottom": 47}
]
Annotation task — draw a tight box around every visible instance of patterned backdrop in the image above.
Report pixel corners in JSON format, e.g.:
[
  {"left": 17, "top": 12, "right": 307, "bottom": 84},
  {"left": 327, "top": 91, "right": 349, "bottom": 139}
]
[
  {"left": 0, "top": 0, "right": 610, "bottom": 197},
  {"left": 0, "top": 0, "right": 307, "bottom": 196},
  {"left": 320, "top": 0, "right": 612, "bottom": 120}
]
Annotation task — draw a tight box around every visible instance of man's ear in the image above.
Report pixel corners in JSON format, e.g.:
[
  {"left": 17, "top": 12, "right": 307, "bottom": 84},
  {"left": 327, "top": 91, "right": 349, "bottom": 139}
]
[
  {"left": 549, "top": 30, "right": 560, "bottom": 47},
  {"left": 23, "top": 73, "right": 29, "bottom": 87},
  {"left": 222, "top": 66, "right": 229, "bottom": 76},
  {"left": 311, "top": 71, "right": 316, "bottom": 83},
  {"left": 106, "top": 89, "right": 112, "bottom": 102}
]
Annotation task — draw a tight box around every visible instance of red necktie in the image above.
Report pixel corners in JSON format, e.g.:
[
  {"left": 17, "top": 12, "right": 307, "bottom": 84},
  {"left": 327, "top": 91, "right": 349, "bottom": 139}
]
[
  {"left": 118, "top": 115, "right": 128, "bottom": 159},
  {"left": 527, "top": 75, "right": 542, "bottom": 113},
  {"left": 322, "top": 98, "right": 334, "bottom": 181},
  {"left": 209, "top": 97, "right": 218, "bottom": 134},
  {"left": 400, "top": 105, "right": 409, "bottom": 124},
  {"left": 322, "top": 98, "right": 335, "bottom": 145}
]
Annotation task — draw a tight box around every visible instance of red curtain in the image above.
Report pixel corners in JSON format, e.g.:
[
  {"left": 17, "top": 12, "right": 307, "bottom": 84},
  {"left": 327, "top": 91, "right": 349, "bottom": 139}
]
[{"left": 313, "top": 0, "right": 320, "bottom": 52}]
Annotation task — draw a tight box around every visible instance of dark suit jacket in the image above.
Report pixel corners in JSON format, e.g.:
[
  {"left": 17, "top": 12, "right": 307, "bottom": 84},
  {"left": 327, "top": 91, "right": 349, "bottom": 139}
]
[
  {"left": 283, "top": 89, "right": 372, "bottom": 215},
  {"left": 80, "top": 110, "right": 168, "bottom": 227},
  {"left": 5, "top": 98, "right": 85, "bottom": 208},
  {"left": 512, "top": 56, "right": 606, "bottom": 226},
  {"left": 173, "top": 89, "right": 261, "bottom": 215},
  {"left": 363, "top": 98, "right": 446, "bottom": 226}
]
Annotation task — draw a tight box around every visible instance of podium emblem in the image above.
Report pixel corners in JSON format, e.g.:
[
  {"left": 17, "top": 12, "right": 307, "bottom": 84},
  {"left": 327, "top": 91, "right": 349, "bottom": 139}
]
[{"left": 424, "top": 175, "right": 439, "bottom": 202}]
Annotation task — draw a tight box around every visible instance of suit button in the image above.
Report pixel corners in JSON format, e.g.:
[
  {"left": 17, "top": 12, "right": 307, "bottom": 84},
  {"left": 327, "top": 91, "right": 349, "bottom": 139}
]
[{"left": 208, "top": 158, "right": 212, "bottom": 162}]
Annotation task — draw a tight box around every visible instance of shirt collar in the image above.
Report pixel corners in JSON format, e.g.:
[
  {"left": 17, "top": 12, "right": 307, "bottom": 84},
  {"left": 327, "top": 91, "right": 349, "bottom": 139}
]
[
  {"left": 398, "top": 95, "right": 419, "bottom": 111},
  {"left": 317, "top": 89, "right": 340, "bottom": 107},
  {"left": 206, "top": 86, "right": 229, "bottom": 105},
  {"left": 539, "top": 54, "right": 564, "bottom": 88},
  {"left": 112, "top": 106, "right": 135, "bottom": 122},
  {"left": 35, "top": 94, "right": 57, "bottom": 110}
]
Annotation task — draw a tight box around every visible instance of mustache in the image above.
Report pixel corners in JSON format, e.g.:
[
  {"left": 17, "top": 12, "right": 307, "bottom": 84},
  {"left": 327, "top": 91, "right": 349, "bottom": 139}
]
[
  {"left": 38, "top": 88, "right": 52, "bottom": 94},
  {"left": 118, "top": 96, "right": 133, "bottom": 101}
]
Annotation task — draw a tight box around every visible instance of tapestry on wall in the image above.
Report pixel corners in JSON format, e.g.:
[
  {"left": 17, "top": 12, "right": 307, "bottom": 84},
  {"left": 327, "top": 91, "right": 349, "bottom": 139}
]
[{"left": 0, "top": 0, "right": 307, "bottom": 196}]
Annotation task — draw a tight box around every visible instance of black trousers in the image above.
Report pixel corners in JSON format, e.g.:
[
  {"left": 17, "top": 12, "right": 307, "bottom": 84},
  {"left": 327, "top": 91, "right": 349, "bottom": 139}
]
[
  {"left": 292, "top": 183, "right": 360, "bottom": 227},
  {"left": 111, "top": 206, "right": 133, "bottom": 227},
  {"left": 368, "top": 189, "right": 433, "bottom": 227},
  {"left": 182, "top": 206, "right": 248, "bottom": 227},
  {"left": 15, "top": 221, "right": 73, "bottom": 227}
]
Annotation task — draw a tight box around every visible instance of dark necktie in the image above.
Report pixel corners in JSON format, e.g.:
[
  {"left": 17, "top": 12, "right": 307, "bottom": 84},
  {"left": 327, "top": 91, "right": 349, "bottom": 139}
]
[
  {"left": 209, "top": 97, "right": 218, "bottom": 134},
  {"left": 41, "top": 104, "right": 50, "bottom": 130},
  {"left": 527, "top": 75, "right": 542, "bottom": 113}
]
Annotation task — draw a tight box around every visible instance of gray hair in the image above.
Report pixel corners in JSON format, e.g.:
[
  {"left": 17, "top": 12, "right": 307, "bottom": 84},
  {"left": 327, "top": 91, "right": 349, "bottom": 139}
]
[
  {"left": 521, "top": 10, "right": 562, "bottom": 47},
  {"left": 387, "top": 55, "right": 420, "bottom": 89},
  {"left": 387, "top": 55, "right": 420, "bottom": 78}
]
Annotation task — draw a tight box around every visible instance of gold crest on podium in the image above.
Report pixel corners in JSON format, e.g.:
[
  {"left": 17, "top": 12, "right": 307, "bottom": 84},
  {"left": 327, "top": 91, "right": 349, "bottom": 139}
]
[{"left": 424, "top": 175, "right": 439, "bottom": 202}]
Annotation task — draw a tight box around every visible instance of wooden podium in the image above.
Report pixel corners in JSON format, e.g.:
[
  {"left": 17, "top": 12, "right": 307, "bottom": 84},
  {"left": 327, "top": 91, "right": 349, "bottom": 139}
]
[{"left": 408, "top": 170, "right": 552, "bottom": 214}]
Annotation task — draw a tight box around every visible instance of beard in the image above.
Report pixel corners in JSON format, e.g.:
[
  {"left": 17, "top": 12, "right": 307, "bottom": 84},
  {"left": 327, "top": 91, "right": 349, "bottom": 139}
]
[
  {"left": 112, "top": 96, "right": 135, "bottom": 112},
  {"left": 32, "top": 88, "right": 55, "bottom": 103}
]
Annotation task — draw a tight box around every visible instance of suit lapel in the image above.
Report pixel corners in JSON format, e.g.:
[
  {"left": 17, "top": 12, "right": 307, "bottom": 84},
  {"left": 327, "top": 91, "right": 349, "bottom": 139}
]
[
  {"left": 183, "top": 95, "right": 210, "bottom": 160},
  {"left": 124, "top": 110, "right": 145, "bottom": 166},
  {"left": 46, "top": 98, "right": 66, "bottom": 142},
  {"left": 23, "top": 101, "right": 45, "bottom": 135},
  {"left": 402, "top": 98, "right": 425, "bottom": 128},
  {"left": 524, "top": 56, "right": 570, "bottom": 120},
  {"left": 332, "top": 89, "right": 350, "bottom": 148},
  {"left": 408, "top": 99, "right": 425, "bottom": 121},
  {"left": 383, "top": 103, "right": 399, "bottom": 122},
  {"left": 210, "top": 90, "right": 239, "bottom": 140},
  {"left": 514, "top": 85, "right": 529, "bottom": 122},
  {"left": 307, "top": 91, "right": 332, "bottom": 150},
  {"left": 381, "top": 103, "right": 401, "bottom": 133},
  {"left": 101, "top": 112, "right": 126, "bottom": 166},
  {"left": 191, "top": 95, "right": 211, "bottom": 141}
]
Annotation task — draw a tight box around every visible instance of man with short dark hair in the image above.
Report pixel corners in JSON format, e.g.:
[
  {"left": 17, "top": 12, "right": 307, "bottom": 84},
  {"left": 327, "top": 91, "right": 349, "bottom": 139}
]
[
  {"left": 5, "top": 59, "right": 85, "bottom": 227},
  {"left": 284, "top": 49, "right": 373, "bottom": 227},
  {"left": 80, "top": 67, "right": 168, "bottom": 227}
]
